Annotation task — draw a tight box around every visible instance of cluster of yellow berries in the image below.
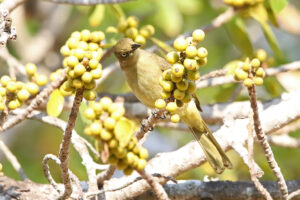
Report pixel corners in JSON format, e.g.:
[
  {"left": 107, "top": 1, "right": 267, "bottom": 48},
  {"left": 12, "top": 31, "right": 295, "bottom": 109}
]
[
  {"left": 107, "top": 16, "right": 155, "bottom": 46},
  {"left": 224, "top": 0, "right": 264, "bottom": 7},
  {"left": 59, "top": 30, "right": 104, "bottom": 100},
  {"left": 84, "top": 97, "right": 148, "bottom": 175},
  {"left": 0, "top": 64, "right": 47, "bottom": 111},
  {"left": 234, "top": 49, "right": 267, "bottom": 87},
  {"left": 155, "top": 29, "right": 207, "bottom": 123}
]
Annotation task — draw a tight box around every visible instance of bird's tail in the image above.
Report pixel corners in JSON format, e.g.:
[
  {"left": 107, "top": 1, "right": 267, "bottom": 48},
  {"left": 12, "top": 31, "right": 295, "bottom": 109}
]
[{"left": 190, "top": 125, "right": 232, "bottom": 174}]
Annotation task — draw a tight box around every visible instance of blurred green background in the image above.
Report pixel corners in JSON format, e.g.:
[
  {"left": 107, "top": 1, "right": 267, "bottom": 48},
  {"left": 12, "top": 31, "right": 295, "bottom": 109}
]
[{"left": 1, "top": 0, "right": 300, "bottom": 184}]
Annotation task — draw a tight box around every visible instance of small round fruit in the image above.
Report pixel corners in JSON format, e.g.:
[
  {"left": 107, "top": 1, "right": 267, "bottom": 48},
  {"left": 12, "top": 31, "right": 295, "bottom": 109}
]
[
  {"left": 108, "top": 155, "right": 118, "bottom": 165},
  {"left": 108, "top": 139, "right": 118, "bottom": 149},
  {"left": 117, "top": 20, "right": 128, "bottom": 32},
  {"left": 125, "top": 27, "right": 138, "bottom": 39},
  {"left": 67, "top": 56, "right": 79, "bottom": 68},
  {"left": 91, "top": 68, "right": 102, "bottom": 79},
  {"left": 254, "top": 77, "right": 263, "bottom": 86},
  {"left": 81, "top": 29, "right": 91, "bottom": 41},
  {"left": 161, "top": 81, "right": 174, "bottom": 92},
  {"left": 67, "top": 37, "right": 79, "bottom": 49},
  {"left": 185, "top": 45, "right": 197, "bottom": 58},
  {"left": 0, "top": 87, "right": 6, "bottom": 96},
  {"left": 60, "top": 45, "right": 70, "bottom": 57},
  {"left": 256, "top": 49, "right": 267, "bottom": 62},
  {"left": 25, "top": 63, "right": 37, "bottom": 76},
  {"left": 173, "top": 37, "right": 188, "bottom": 51},
  {"left": 90, "top": 31, "right": 105, "bottom": 43},
  {"left": 139, "top": 147, "right": 148, "bottom": 159},
  {"left": 6, "top": 81, "right": 17, "bottom": 93},
  {"left": 192, "top": 29, "right": 205, "bottom": 42},
  {"left": 59, "top": 87, "right": 73, "bottom": 96},
  {"left": 124, "top": 167, "right": 133, "bottom": 176},
  {"left": 171, "top": 114, "right": 180, "bottom": 123},
  {"left": 184, "top": 58, "right": 198, "bottom": 71},
  {"left": 197, "top": 47, "right": 208, "bottom": 58},
  {"left": 72, "top": 79, "right": 83, "bottom": 89},
  {"left": 166, "top": 102, "right": 178, "bottom": 112},
  {"left": 155, "top": 99, "right": 166, "bottom": 109},
  {"left": 8, "top": 99, "right": 21, "bottom": 110},
  {"left": 78, "top": 41, "right": 88, "bottom": 51},
  {"left": 117, "top": 159, "right": 128, "bottom": 170},
  {"left": 176, "top": 80, "right": 189, "bottom": 91},
  {"left": 162, "top": 69, "right": 172, "bottom": 81},
  {"left": 0, "top": 75, "right": 11, "bottom": 87},
  {"left": 17, "top": 89, "right": 30, "bottom": 101},
  {"left": 197, "top": 57, "right": 207, "bottom": 66},
  {"left": 134, "top": 35, "right": 146, "bottom": 46},
  {"left": 126, "top": 152, "right": 135, "bottom": 165},
  {"left": 0, "top": 102, "right": 5, "bottom": 111},
  {"left": 174, "top": 89, "right": 185, "bottom": 100},
  {"left": 92, "top": 102, "right": 102, "bottom": 115},
  {"left": 160, "top": 91, "right": 171, "bottom": 99},
  {"left": 84, "top": 108, "right": 96, "bottom": 120},
  {"left": 90, "top": 122, "right": 102, "bottom": 135},
  {"left": 171, "top": 74, "right": 182, "bottom": 83},
  {"left": 243, "top": 78, "right": 254, "bottom": 87},
  {"left": 104, "top": 117, "right": 116, "bottom": 130},
  {"left": 74, "top": 64, "right": 86, "bottom": 76},
  {"left": 100, "top": 97, "right": 112, "bottom": 110},
  {"left": 81, "top": 72, "right": 93, "bottom": 83},
  {"left": 88, "top": 43, "right": 99, "bottom": 51},
  {"left": 83, "top": 90, "right": 97, "bottom": 101},
  {"left": 144, "top": 25, "right": 155, "bottom": 35},
  {"left": 187, "top": 81, "right": 196, "bottom": 93},
  {"left": 251, "top": 58, "right": 260, "bottom": 68},
  {"left": 71, "top": 31, "right": 81, "bottom": 39},
  {"left": 127, "top": 16, "right": 139, "bottom": 27},
  {"left": 89, "top": 59, "right": 99, "bottom": 69},
  {"left": 172, "top": 63, "right": 185, "bottom": 77},
  {"left": 182, "top": 93, "right": 192, "bottom": 103},
  {"left": 84, "top": 80, "right": 96, "bottom": 90},
  {"left": 111, "top": 110, "right": 125, "bottom": 121},
  {"left": 25, "top": 82, "right": 39, "bottom": 95},
  {"left": 187, "top": 71, "right": 200, "bottom": 81},
  {"left": 137, "top": 159, "right": 147, "bottom": 171},
  {"left": 242, "top": 61, "right": 251, "bottom": 72},
  {"left": 235, "top": 68, "right": 248, "bottom": 80},
  {"left": 100, "top": 129, "right": 113, "bottom": 141},
  {"left": 255, "top": 67, "right": 265, "bottom": 78},
  {"left": 166, "top": 51, "right": 179, "bottom": 64},
  {"left": 35, "top": 74, "right": 48, "bottom": 86}
]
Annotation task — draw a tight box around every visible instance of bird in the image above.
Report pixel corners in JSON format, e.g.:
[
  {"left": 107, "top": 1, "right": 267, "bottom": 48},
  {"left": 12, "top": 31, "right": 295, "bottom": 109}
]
[{"left": 113, "top": 38, "right": 232, "bottom": 173}]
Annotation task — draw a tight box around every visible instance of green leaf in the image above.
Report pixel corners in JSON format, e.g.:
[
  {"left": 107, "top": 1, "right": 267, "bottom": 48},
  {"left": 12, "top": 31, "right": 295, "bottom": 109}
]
[
  {"left": 47, "top": 89, "right": 64, "bottom": 117},
  {"left": 79, "top": 102, "right": 92, "bottom": 125},
  {"left": 269, "top": 0, "right": 288, "bottom": 14},
  {"left": 89, "top": 5, "right": 105, "bottom": 27},
  {"left": 114, "top": 118, "right": 135, "bottom": 148},
  {"left": 225, "top": 16, "right": 253, "bottom": 57},
  {"left": 263, "top": 76, "right": 285, "bottom": 97}
]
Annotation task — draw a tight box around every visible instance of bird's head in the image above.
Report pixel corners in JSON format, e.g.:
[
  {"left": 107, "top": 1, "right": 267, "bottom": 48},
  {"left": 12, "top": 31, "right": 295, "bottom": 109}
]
[{"left": 113, "top": 38, "right": 141, "bottom": 62}]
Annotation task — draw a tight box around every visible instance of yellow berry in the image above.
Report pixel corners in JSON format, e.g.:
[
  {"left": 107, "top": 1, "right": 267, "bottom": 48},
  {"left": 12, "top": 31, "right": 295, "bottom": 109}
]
[
  {"left": 117, "top": 159, "right": 128, "bottom": 170},
  {"left": 6, "top": 81, "right": 17, "bottom": 93},
  {"left": 0, "top": 75, "right": 11, "bottom": 87},
  {"left": 81, "top": 29, "right": 91, "bottom": 41},
  {"left": 0, "top": 87, "right": 6, "bottom": 96},
  {"left": 139, "top": 147, "right": 148, "bottom": 159},
  {"left": 185, "top": 45, "right": 197, "bottom": 58},
  {"left": 74, "top": 63, "right": 86, "bottom": 76},
  {"left": 67, "top": 56, "right": 79, "bottom": 68},
  {"left": 162, "top": 69, "right": 172, "bottom": 81},
  {"left": 84, "top": 80, "right": 96, "bottom": 90},
  {"left": 88, "top": 43, "right": 99, "bottom": 51},
  {"left": 92, "top": 102, "right": 103, "bottom": 115},
  {"left": 176, "top": 80, "right": 189, "bottom": 91},
  {"left": 197, "top": 47, "right": 208, "bottom": 58},
  {"left": 60, "top": 45, "right": 70, "bottom": 57},
  {"left": 171, "top": 114, "right": 180, "bottom": 123},
  {"left": 108, "top": 139, "right": 118, "bottom": 149},
  {"left": 242, "top": 61, "right": 251, "bottom": 72},
  {"left": 100, "top": 97, "right": 112, "bottom": 110},
  {"left": 124, "top": 167, "right": 133, "bottom": 176},
  {"left": 35, "top": 74, "right": 48, "bottom": 86},
  {"left": 89, "top": 59, "right": 99, "bottom": 69},
  {"left": 251, "top": 58, "right": 260, "bottom": 68},
  {"left": 166, "top": 51, "right": 179, "bottom": 64},
  {"left": 144, "top": 25, "right": 155, "bottom": 35},
  {"left": 17, "top": 89, "right": 30, "bottom": 101},
  {"left": 254, "top": 77, "right": 263, "bottom": 86},
  {"left": 108, "top": 155, "right": 118, "bottom": 165},
  {"left": 59, "top": 86, "right": 73, "bottom": 96},
  {"left": 184, "top": 58, "right": 198, "bottom": 71},
  {"left": 111, "top": 109, "right": 124, "bottom": 121},
  {"left": 134, "top": 35, "right": 146, "bottom": 46},
  {"left": 125, "top": 27, "right": 138, "bottom": 39},
  {"left": 161, "top": 81, "right": 174, "bottom": 92},
  {"left": 104, "top": 117, "right": 116, "bottom": 130},
  {"left": 84, "top": 108, "right": 96, "bottom": 120},
  {"left": 81, "top": 72, "right": 93, "bottom": 83},
  {"left": 0, "top": 102, "right": 5, "bottom": 111},
  {"left": 174, "top": 89, "right": 185, "bottom": 100},
  {"left": 182, "top": 93, "right": 192, "bottom": 103},
  {"left": 171, "top": 73, "right": 182, "bottom": 83},
  {"left": 25, "top": 63, "right": 37, "bottom": 76},
  {"left": 71, "top": 31, "right": 81, "bottom": 39},
  {"left": 166, "top": 102, "right": 177, "bottom": 112},
  {"left": 8, "top": 99, "right": 21, "bottom": 110},
  {"left": 90, "top": 31, "right": 105, "bottom": 43},
  {"left": 100, "top": 129, "right": 113, "bottom": 141},
  {"left": 243, "top": 78, "right": 254, "bottom": 87},
  {"left": 187, "top": 81, "right": 196, "bottom": 93},
  {"left": 187, "top": 71, "right": 200, "bottom": 81},
  {"left": 83, "top": 90, "right": 97, "bottom": 101},
  {"left": 72, "top": 79, "right": 83, "bottom": 89},
  {"left": 235, "top": 68, "right": 248, "bottom": 80},
  {"left": 74, "top": 48, "right": 85, "bottom": 60},
  {"left": 67, "top": 37, "right": 79, "bottom": 49},
  {"left": 255, "top": 67, "right": 265, "bottom": 78},
  {"left": 155, "top": 99, "right": 166, "bottom": 109},
  {"left": 78, "top": 41, "right": 88, "bottom": 51},
  {"left": 173, "top": 37, "right": 188, "bottom": 51},
  {"left": 172, "top": 63, "right": 185, "bottom": 77},
  {"left": 256, "top": 49, "right": 267, "bottom": 62},
  {"left": 192, "top": 29, "right": 205, "bottom": 42},
  {"left": 136, "top": 159, "right": 147, "bottom": 171},
  {"left": 197, "top": 57, "right": 207, "bottom": 66},
  {"left": 90, "top": 122, "right": 102, "bottom": 135},
  {"left": 160, "top": 91, "right": 171, "bottom": 99},
  {"left": 127, "top": 16, "right": 139, "bottom": 27},
  {"left": 25, "top": 82, "right": 39, "bottom": 95},
  {"left": 91, "top": 68, "right": 102, "bottom": 79}
]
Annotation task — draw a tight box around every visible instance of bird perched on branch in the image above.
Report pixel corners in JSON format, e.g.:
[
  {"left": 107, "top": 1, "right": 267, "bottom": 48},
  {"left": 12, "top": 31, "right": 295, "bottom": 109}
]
[{"left": 113, "top": 38, "right": 232, "bottom": 173}]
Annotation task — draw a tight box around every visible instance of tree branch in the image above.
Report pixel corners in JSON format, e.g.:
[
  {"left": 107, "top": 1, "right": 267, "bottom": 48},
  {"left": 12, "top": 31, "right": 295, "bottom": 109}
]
[{"left": 41, "top": 0, "right": 134, "bottom": 5}]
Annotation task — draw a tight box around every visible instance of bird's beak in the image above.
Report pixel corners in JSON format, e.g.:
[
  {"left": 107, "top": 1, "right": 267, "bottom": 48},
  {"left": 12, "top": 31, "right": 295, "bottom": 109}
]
[{"left": 131, "top": 43, "right": 141, "bottom": 51}]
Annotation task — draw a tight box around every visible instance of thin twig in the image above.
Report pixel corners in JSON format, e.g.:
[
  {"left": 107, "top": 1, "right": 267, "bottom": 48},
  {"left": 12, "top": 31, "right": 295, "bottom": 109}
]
[
  {"left": 138, "top": 170, "right": 170, "bottom": 200},
  {"left": 268, "top": 135, "right": 300, "bottom": 149},
  {"left": 248, "top": 85, "right": 289, "bottom": 199},
  {"left": 247, "top": 116, "right": 273, "bottom": 200},
  {"left": 97, "top": 165, "right": 116, "bottom": 186},
  {"left": 288, "top": 189, "right": 300, "bottom": 200},
  {"left": 0, "top": 70, "right": 66, "bottom": 133},
  {"left": 198, "top": 69, "right": 227, "bottom": 81},
  {"left": 135, "top": 109, "right": 165, "bottom": 140},
  {"left": 0, "top": 0, "right": 27, "bottom": 12},
  {"left": 0, "top": 9, "right": 17, "bottom": 45},
  {"left": 0, "top": 140, "right": 27, "bottom": 180},
  {"left": 41, "top": 0, "right": 134, "bottom": 5},
  {"left": 58, "top": 88, "right": 83, "bottom": 200}
]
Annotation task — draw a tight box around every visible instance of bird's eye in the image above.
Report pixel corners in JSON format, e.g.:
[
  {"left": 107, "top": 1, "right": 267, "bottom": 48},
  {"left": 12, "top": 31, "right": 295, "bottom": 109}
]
[{"left": 121, "top": 53, "right": 128, "bottom": 58}]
